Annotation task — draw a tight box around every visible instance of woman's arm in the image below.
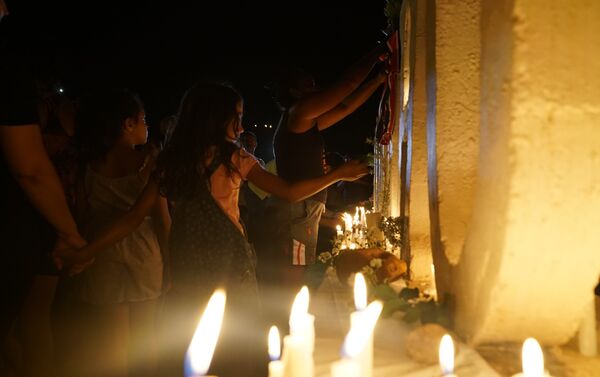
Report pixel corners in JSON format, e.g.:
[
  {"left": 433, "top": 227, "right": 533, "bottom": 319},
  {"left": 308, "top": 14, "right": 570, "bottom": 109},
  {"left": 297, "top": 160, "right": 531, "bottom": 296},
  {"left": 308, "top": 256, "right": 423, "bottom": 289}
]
[
  {"left": 316, "top": 69, "right": 386, "bottom": 131},
  {"left": 289, "top": 45, "right": 387, "bottom": 132},
  {"left": 246, "top": 160, "right": 368, "bottom": 202},
  {"left": 64, "top": 180, "right": 161, "bottom": 264},
  {"left": 0, "top": 124, "right": 85, "bottom": 248}
]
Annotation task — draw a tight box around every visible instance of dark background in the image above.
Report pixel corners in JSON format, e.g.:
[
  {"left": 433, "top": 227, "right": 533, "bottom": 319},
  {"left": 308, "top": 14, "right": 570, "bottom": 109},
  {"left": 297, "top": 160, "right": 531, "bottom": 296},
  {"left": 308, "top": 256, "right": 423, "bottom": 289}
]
[{"left": 3, "top": 0, "right": 389, "bottom": 161}]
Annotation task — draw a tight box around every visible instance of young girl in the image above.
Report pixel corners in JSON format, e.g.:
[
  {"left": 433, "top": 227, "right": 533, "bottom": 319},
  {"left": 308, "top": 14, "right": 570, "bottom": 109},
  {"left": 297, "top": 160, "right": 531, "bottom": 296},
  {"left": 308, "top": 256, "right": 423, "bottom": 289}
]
[
  {"left": 61, "top": 81, "right": 368, "bottom": 377},
  {"left": 73, "top": 89, "right": 170, "bottom": 377}
]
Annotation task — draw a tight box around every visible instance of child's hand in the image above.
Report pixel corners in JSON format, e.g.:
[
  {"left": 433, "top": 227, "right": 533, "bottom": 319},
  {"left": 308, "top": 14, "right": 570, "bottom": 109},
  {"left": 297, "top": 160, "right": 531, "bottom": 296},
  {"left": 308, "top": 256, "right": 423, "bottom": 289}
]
[
  {"left": 336, "top": 160, "right": 369, "bottom": 182},
  {"left": 53, "top": 241, "right": 95, "bottom": 275}
]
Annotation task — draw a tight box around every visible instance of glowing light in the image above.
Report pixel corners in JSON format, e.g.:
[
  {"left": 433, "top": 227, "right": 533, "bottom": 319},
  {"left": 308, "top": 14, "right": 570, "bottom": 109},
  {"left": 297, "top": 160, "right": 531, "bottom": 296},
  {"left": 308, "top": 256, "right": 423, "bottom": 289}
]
[
  {"left": 289, "top": 286, "right": 309, "bottom": 335},
  {"left": 439, "top": 334, "right": 455, "bottom": 375},
  {"left": 341, "top": 301, "right": 383, "bottom": 358},
  {"left": 354, "top": 273, "right": 367, "bottom": 311},
  {"left": 268, "top": 326, "right": 281, "bottom": 361},
  {"left": 522, "top": 338, "right": 544, "bottom": 377},
  {"left": 185, "top": 289, "right": 226, "bottom": 376}
]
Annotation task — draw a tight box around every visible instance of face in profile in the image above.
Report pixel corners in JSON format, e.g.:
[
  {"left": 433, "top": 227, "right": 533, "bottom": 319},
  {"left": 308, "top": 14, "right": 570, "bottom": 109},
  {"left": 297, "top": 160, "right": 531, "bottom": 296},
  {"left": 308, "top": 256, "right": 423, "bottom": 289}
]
[
  {"left": 226, "top": 101, "right": 244, "bottom": 141},
  {"left": 127, "top": 111, "right": 148, "bottom": 146}
]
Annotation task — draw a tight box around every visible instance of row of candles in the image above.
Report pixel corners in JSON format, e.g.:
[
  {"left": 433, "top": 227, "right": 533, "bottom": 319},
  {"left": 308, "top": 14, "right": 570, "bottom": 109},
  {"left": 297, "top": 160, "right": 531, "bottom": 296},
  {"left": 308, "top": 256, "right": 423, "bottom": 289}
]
[
  {"left": 336, "top": 206, "right": 369, "bottom": 250},
  {"left": 185, "top": 274, "right": 552, "bottom": 377}
]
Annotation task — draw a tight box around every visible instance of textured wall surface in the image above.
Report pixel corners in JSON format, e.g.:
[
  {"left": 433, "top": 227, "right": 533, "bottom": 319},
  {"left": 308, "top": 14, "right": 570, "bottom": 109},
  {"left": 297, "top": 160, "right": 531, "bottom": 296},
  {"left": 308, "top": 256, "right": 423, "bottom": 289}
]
[{"left": 453, "top": 0, "right": 600, "bottom": 345}]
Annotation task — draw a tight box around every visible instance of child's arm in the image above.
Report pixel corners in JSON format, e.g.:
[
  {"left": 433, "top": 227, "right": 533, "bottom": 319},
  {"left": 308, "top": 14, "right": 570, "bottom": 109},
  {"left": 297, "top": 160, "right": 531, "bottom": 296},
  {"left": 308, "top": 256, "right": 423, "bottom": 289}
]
[
  {"left": 60, "top": 180, "right": 161, "bottom": 265},
  {"left": 246, "top": 159, "right": 368, "bottom": 203}
]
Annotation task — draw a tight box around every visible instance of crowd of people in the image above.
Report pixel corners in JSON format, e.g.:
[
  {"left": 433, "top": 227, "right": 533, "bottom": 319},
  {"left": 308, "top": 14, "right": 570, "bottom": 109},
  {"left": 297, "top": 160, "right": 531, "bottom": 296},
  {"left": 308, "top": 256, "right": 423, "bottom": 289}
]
[{"left": 0, "top": 2, "right": 389, "bottom": 376}]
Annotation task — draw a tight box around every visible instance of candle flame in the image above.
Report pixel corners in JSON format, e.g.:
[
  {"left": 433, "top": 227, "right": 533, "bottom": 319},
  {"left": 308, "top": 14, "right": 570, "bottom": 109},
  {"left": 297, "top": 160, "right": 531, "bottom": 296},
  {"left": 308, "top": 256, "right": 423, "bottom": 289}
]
[
  {"left": 522, "top": 338, "right": 544, "bottom": 377},
  {"left": 290, "top": 286, "right": 309, "bottom": 325},
  {"left": 354, "top": 273, "right": 367, "bottom": 311},
  {"left": 342, "top": 213, "right": 353, "bottom": 232},
  {"left": 268, "top": 326, "right": 281, "bottom": 361},
  {"left": 341, "top": 300, "right": 383, "bottom": 358},
  {"left": 439, "top": 334, "right": 454, "bottom": 375},
  {"left": 185, "top": 289, "right": 226, "bottom": 376},
  {"left": 336, "top": 225, "right": 342, "bottom": 232}
]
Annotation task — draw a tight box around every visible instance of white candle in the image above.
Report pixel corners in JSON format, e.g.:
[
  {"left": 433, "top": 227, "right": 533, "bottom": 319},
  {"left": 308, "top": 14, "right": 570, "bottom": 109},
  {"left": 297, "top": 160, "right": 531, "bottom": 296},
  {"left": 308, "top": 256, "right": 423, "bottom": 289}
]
[
  {"left": 284, "top": 286, "right": 314, "bottom": 377},
  {"left": 343, "top": 213, "right": 353, "bottom": 233},
  {"left": 336, "top": 224, "right": 343, "bottom": 236},
  {"left": 350, "top": 273, "right": 373, "bottom": 377},
  {"left": 360, "top": 207, "right": 366, "bottom": 226},
  {"left": 268, "top": 326, "right": 284, "bottom": 377},
  {"left": 184, "top": 289, "right": 226, "bottom": 377},
  {"left": 330, "top": 358, "right": 360, "bottom": 377},
  {"left": 439, "top": 334, "right": 458, "bottom": 377},
  {"left": 511, "top": 338, "right": 553, "bottom": 377},
  {"left": 332, "top": 302, "right": 382, "bottom": 377},
  {"left": 354, "top": 206, "right": 360, "bottom": 225}
]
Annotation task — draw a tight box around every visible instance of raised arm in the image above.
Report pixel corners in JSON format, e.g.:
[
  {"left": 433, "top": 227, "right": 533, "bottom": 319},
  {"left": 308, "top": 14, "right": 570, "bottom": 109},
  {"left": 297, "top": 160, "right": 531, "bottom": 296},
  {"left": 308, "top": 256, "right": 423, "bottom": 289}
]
[
  {"left": 289, "top": 44, "right": 388, "bottom": 132},
  {"left": 246, "top": 159, "right": 368, "bottom": 202},
  {"left": 316, "top": 68, "right": 387, "bottom": 131},
  {"left": 0, "top": 124, "right": 85, "bottom": 248}
]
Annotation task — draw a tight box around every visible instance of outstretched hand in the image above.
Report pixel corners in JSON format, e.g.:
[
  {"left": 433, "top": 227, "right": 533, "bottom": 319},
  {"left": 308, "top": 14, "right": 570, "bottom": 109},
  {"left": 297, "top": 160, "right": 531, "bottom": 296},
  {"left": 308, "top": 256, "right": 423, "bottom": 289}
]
[{"left": 336, "top": 160, "right": 369, "bottom": 182}]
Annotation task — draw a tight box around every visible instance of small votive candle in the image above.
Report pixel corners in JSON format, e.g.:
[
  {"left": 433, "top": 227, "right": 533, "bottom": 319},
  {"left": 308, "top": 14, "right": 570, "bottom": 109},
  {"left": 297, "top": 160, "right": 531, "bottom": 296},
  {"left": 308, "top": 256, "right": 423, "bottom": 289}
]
[
  {"left": 439, "top": 334, "right": 458, "bottom": 377},
  {"left": 267, "top": 326, "right": 284, "bottom": 377},
  {"left": 510, "top": 338, "right": 553, "bottom": 377}
]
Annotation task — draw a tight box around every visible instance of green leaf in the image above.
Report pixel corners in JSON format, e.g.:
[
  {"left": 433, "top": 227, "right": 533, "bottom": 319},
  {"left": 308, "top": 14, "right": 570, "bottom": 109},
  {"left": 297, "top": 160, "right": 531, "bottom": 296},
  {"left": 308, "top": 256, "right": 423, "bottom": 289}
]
[{"left": 381, "top": 297, "right": 409, "bottom": 317}]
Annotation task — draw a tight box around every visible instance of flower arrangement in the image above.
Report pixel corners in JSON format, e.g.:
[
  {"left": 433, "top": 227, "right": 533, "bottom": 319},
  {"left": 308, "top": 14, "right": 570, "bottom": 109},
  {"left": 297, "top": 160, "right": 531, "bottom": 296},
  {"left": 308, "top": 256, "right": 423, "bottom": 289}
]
[{"left": 317, "top": 209, "right": 407, "bottom": 287}]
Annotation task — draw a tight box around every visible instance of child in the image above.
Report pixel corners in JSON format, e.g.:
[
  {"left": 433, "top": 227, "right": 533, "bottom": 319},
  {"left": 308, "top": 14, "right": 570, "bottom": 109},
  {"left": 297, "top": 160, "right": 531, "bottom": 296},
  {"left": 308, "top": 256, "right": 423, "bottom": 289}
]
[
  {"left": 61, "top": 81, "right": 368, "bottom": 377},
  {"left": 73, "top": 89, "right": 170, "bottom": 377}
]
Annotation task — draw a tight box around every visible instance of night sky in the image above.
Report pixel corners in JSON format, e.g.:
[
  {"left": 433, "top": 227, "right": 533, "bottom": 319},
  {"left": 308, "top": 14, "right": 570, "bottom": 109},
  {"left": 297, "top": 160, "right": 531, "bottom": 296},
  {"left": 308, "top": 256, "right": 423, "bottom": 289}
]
[{"left": 5, "top": 0, "right": 389, "bottom": 161}]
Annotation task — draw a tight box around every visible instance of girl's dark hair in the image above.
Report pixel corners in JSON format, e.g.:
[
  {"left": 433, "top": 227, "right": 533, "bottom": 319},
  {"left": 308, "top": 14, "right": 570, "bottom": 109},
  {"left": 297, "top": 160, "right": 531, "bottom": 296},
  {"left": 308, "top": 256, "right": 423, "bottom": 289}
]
[
  {"left": 266, "top": 65, "right": 313, "bottom": 111},
  {"left": 156, "top": 80, "right": 242, "bottom": 200},
  {"left": 75, "top": 88, "right": 144, "bottom": 166}
]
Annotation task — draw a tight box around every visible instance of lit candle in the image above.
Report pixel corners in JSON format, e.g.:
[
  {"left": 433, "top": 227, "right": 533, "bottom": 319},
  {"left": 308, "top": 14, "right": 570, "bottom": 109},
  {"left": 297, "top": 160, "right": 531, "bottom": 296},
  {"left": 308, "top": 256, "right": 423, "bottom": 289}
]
[
  {"left": 354, "top": 207, "right": 360, "bottom": 225},
  {"left": 349, "top": 243, "right": 357, "bottom": 250},
  {"left": 439, "top": 334, "right": 458, "bottom": 377},
  {"left": 350, "top": 273, "right": 372, "bottom": 377},
  {"left": 343, "top": 213, "right": 353, "bottom": 233},
  {"left": 511, "top": 338, "right": 553, "bottom": 377},
  {"left": 332, "top": 300, "right": 383, "bottom": 377},
  {"left": 282, "top": 286, "right": 314, "bottom": 377},
  {"left": 430, "top": 264, "right": 439, "bottom": 301},
  {"left": 268, "top": 326, "right": 284, "bottom": 377},
  {"left": 360, "top": 207, "right": 366, "bottom": 226},
  {"left": 184, "top": 289, "right": 226, "bottom": 377},
  {"left": 336, "top": 224, "right": 343, "bottom": 236}
]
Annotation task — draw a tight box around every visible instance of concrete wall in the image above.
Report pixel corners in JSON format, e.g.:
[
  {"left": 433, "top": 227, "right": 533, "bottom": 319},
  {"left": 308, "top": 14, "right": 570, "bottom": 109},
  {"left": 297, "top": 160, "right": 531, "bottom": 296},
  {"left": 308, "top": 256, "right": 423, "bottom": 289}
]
[{"left": 452, "top": 0, "right": 600, "bottom": 345}]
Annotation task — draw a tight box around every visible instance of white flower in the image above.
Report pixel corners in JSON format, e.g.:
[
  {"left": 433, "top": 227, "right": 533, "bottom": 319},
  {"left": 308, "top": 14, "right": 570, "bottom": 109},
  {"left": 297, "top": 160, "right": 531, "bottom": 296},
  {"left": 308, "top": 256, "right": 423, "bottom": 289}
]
[
  {"left": 369, "top": 258, "right": 383, "bottom": 269},
  {"left": 318, "top": 252, "right": 332, "bottom": 264}
]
